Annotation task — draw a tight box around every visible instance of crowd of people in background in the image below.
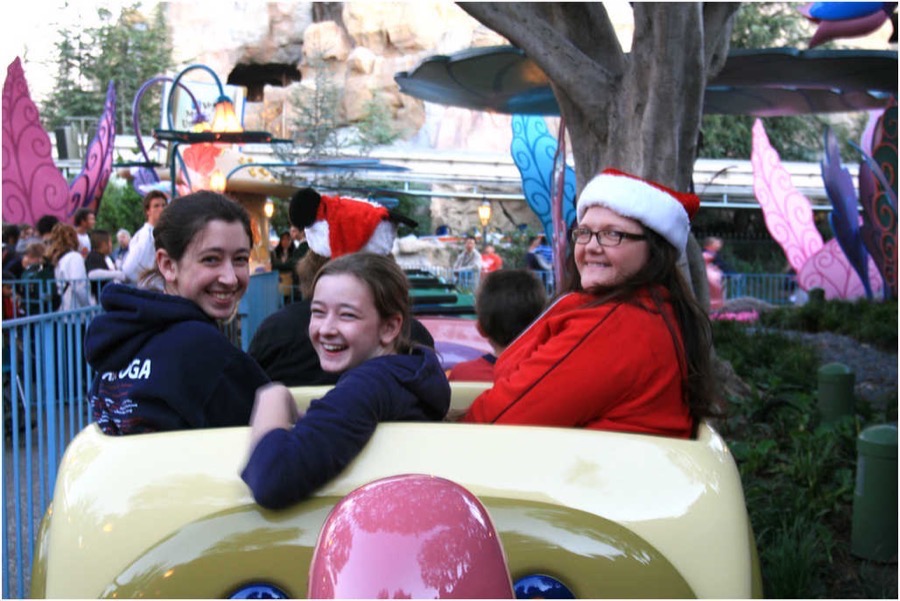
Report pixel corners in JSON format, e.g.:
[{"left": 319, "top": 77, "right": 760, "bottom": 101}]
[
  {"left": 3, "top": 208, "right": 132, "bottom": 319},
  {"left": 1, "top": 191, "right": 165, "bottom": 317}
]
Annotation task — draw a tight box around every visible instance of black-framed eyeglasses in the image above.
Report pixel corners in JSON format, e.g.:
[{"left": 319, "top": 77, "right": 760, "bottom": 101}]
[{"left": 570, "top": 227, "right": 647, "bottom": 247}]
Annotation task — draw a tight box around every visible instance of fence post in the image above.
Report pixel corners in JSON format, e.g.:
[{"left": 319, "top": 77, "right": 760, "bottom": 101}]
[
  {"left": 851, "top": 423, "right": 898, "bottom": 562},
  {"left": 817, "top": 362, "right": 855, "bottom": 423}
]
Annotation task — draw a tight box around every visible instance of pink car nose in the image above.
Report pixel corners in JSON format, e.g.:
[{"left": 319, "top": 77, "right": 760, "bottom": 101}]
[{"left": 308, "top": 474, "right": 515, "bottom": 599}]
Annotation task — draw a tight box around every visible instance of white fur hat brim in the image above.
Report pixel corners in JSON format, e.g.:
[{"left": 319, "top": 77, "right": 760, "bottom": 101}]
[
  {"left": 576, "top": 170, "right": 694, "bottom": 254},
  {"left": 306, "top": 219, "right": 397, "bottom": 258}
]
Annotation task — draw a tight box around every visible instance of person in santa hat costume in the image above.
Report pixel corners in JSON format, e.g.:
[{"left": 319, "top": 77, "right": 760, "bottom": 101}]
[
  {"left": 462, "top": 168, "right": 719, "bottom": 438},
  {"left": 249, "top": 188, "right": 434, "bottom": 386}
]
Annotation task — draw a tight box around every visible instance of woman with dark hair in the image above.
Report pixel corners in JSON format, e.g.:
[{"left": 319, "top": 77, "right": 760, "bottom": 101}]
[
  {"left": 271, "top": 231, "right": 293, "bottom": 268},
  {"left": 84, "top": 191, "right": 269, "bottom": 435},
  {"left": 271, "top": 230, "right": 298, "bottom": 302},
  {"left": 462, "top": 168, "right": 719, "bottom": 438},
  {"left": 242, "top": 253, "right": 450, "bottom": 509}
]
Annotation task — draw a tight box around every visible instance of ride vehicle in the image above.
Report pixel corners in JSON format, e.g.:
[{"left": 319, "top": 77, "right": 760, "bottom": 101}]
[{"left": 31, "top": 369, "right": 762, "bottom": 598}]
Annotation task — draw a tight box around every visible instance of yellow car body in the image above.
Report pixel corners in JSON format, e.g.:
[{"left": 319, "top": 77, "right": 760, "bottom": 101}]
[{"left": 31, "top": 383, "right": 761, "bottom": 598}]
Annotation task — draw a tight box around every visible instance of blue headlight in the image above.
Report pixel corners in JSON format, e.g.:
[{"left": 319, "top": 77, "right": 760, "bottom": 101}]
[
  {"left": 514, "top": 574, "right": 575, "bottom": 599},
  {"left": 229, "top": 583, "right": 289, "bottom": 599}
]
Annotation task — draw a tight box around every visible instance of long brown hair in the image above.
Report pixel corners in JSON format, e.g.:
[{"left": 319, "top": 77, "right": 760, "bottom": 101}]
[
  {"left": 296, "top": 250, "right": 330, "bottom": 300},
  {"left": 46, "top": 223, "right": 79, "bottom": 266},
  {"left": 564, "top": 228, "right": 720, "bottom": 423}
]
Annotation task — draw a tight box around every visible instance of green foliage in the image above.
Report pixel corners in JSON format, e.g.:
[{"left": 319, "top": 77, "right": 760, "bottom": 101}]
[
  {"left": 42, "top": 3, "right": 173, "bottom": 136},
  {"left": 291, "top": 55, "right": 345, "bottom": 158},
  {"left": 730, "top": 2, "right": 813, "bottom": 49},
  {"left": 95, "top": 175, "right": 146, "bottom": 235},
  {"left": 713, "top": 309, "right": 897, "bottom": 598},
  {"left": 268, "top": 197, "right": 292, "bottom": 236},
  {"left": 498, "top": 226, "right": 542, "bottom": 269},
  {"left": 759, "top": 299, "right": 898, "bottom": 351},
  {"left": 758, "top": 515, "right": 830, "bottom": 598},
  {"left": 356, "top": 97, "right": 399, "bottom": 153},
  {"left": 700, "top": 3, "right": 866, "bottom": 160},
  {"left": 392, "top": 194, "right": 432, "bottom": 237},
  {"left": 701, "top": 113, "right": 868, "bottom": 162}
]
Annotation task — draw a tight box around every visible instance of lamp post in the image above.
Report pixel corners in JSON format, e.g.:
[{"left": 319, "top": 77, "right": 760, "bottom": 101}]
[
  {"left": 165, "top": 64, "right": 242, "bottom": 198},
  {"left": 478, "top": 200, "right": 492, "bottom": 245},
  {"left": 166, "top": 63, "right": 242, "bottom": 133}
]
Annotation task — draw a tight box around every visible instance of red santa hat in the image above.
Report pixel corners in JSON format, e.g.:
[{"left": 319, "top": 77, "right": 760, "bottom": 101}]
[
  {"left": 289, "top": 188, "right": 413, "bottom": 258},
  {"left": 575, "top": 168, "right": 700, "bottom": 254}
]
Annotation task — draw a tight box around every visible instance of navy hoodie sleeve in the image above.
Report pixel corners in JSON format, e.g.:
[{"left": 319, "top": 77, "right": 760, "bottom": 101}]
[
  {"left": 241, "top": 354, "right": 447, "bottom": 509},
  {"left": 202, "top": 351, "right": 271, "bottom": 428}
]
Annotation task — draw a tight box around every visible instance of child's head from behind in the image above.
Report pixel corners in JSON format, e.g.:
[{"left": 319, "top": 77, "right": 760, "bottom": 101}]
[
  {"left": 310, "top": 252, "right": 411, "bottom": 373},
  {"left": 22, "top": 241, "right": 46, "bottom": 268},
  {"left": 153, "top": 191, "right": 253, "bottom": 321},
  {"left": 476, "top": 269, "right": 547, "bottom": 349}
]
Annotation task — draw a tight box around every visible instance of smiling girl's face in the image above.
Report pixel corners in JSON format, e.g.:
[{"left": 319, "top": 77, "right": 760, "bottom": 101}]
[
  {"left": 575, "top": 206, "right": 650, "bottom": 289},
  {"left": 309, "top": 273, "right": 402, "bottom": 373},
  {"left": 157, "top": 219, "right": 251, "bottom": 321}
]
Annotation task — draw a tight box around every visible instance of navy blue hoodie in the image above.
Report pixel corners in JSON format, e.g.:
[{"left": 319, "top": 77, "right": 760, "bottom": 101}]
[
  {"left": 86, "top": 284, "right": 270, "bottom": 434},
  {"left": 241, "top": 347, "right": 450, "bottom": 509}
]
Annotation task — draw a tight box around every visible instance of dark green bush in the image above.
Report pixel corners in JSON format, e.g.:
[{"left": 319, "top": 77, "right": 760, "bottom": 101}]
[
  {"left": 712, "top": 314, "right": 896, "bottom": 599},
  {"left": 759, "top": 299, "right": 898, "bottom": 352}
]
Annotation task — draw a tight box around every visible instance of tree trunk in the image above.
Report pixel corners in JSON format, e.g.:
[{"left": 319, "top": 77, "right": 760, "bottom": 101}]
[{"left": 459, "top": 2, "right": 739, "bottom": 304}]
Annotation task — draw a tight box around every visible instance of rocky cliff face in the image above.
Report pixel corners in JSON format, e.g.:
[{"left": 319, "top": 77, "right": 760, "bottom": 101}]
[
  {"left": 165, "top": 1, "right": 544, "bottom": 236},
  {"left": 167, "top": 1, "right": 512, "bottom": 150}
]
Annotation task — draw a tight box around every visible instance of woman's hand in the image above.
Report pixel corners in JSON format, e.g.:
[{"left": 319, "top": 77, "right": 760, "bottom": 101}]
[{"left": 248, "top": 383, "right": 298, "bottom": 449}]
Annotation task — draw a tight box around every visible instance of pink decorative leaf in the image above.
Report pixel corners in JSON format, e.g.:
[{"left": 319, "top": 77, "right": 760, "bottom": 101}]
[
  {"left": 2, "top": 57, "right": 69, "bottom": 225},
  {"left": 751, "top": 118, "right": 824, "bottom": 272},
  {"left": 68, "top": 81, "right": 116, "bottom": 216},
  {"left": 798, "top": 238, "right": 884, "bottom": 300}
]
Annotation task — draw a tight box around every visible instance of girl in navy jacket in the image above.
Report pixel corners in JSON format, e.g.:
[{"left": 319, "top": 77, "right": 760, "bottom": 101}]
[
  {"left": 86, "top": 191, "right": 269, "bottom": 434},
  {"left": 242, "top": 253, "right": 450, "bottom": 509}
]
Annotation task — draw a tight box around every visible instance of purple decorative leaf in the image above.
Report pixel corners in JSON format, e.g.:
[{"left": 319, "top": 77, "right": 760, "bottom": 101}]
[
  {"left": 131, "top": 166, "right": 161, "bottom": 197},
  {"left": 821, "top": 127, "right": 872, "bottom": 298},
  {"left": 68, "top": 81, "right": 116, "bottom": 216},
  {"left": 2, "top": 57, "right": 70, "bottom": 225}
]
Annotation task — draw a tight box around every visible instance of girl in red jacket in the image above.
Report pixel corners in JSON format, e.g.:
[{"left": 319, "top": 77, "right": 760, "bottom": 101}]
[{"left": 462, "top": 168, "right": 718, "bottom": 438}]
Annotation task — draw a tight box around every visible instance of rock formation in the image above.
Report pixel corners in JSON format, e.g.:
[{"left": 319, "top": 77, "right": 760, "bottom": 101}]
[{"left": 163, "top": 2, "right": 544, "bottom": 237}]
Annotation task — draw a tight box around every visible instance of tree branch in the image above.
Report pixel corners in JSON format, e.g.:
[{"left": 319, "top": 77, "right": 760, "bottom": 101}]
[{"left": 702, "top": 2, "right": 740, "bottom": 76}]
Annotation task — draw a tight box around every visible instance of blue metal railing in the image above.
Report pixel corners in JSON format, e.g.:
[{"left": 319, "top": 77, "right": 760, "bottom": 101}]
[
  {"left": 2, "top": 305, "right": 101, "bottom": 599},
  {"left": 723, "top": 273, "right": 798, "bottom": 305},
  {"left": 408, "top": 265, "right": 556, "bottom": 296},
  {"left": 0, "top": 272, "right": 279, "bottom": 598}
]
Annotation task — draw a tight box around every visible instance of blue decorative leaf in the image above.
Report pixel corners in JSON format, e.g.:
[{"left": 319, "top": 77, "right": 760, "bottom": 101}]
[{"left": 510, "top": 115, "right": 576, "bottom": 244}]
